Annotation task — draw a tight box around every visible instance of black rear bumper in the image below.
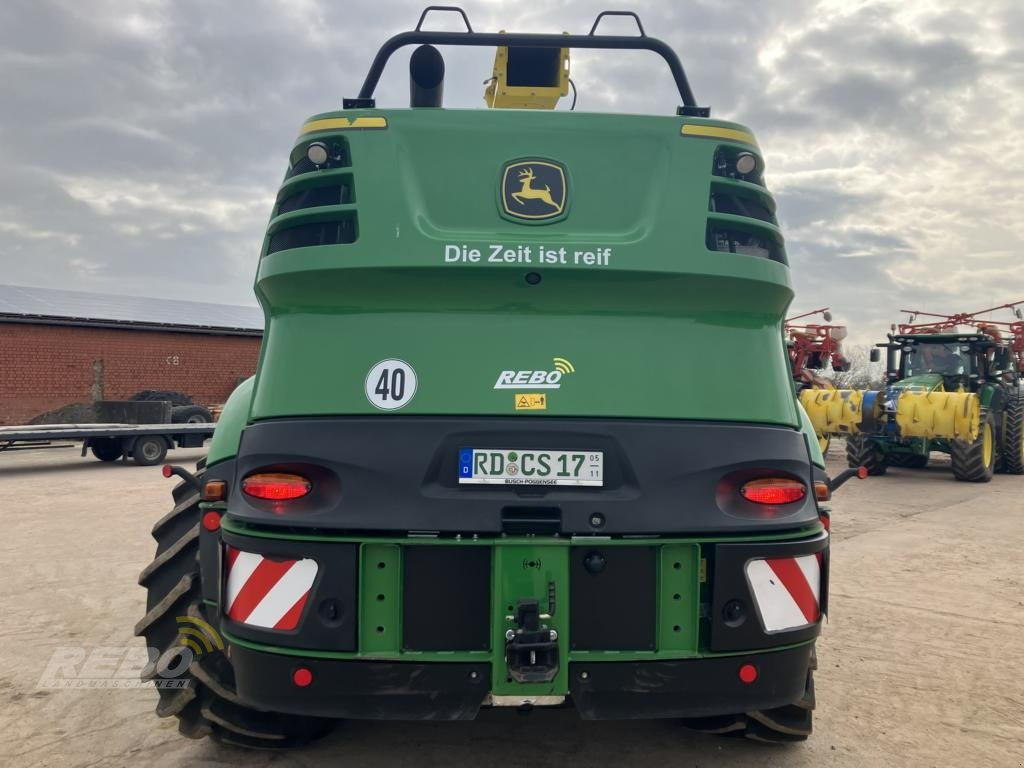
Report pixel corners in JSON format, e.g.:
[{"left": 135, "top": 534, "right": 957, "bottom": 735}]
[
  {"left": 211, "top": 416, "right": 819, "bottom": 534},
  {"left": 569, "top": 644, "right": 812, "bottom": 719},
  {"left": 228, "top": 643, "right": 813, "bottom": 720}
]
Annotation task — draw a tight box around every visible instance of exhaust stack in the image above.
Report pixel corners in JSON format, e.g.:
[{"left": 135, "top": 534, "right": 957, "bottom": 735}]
[{"left": 409, "top": 44, "right": 445, "bottom": 108}]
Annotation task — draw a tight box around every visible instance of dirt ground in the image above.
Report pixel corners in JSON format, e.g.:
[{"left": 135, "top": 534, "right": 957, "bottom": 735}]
[{"left": 1, "top": 442, "right": 1022, "bottom": 768}]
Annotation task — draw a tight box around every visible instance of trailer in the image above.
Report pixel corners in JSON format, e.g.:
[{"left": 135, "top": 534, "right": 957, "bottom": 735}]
[{"left": 0, "top": 422, "right": 214, "bottom": 465}]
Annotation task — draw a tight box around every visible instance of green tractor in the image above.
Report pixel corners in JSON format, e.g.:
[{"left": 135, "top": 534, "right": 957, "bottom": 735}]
[
  {"left": 136, "top": 8, "right": 851, "bottom": 747},
  {"left": 801, "top": 302, "right": 1024, "bottom": 481}
]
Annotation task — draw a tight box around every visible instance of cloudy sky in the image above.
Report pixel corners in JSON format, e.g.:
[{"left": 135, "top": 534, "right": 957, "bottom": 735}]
[{"left": 1, "top": 0, "right": 1022, "bottom": 342}]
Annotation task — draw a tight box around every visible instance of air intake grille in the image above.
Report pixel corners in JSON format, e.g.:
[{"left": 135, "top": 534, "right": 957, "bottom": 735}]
[
  {"left": 709, "top": 193, "right": 775, "bottom": 224},
  {"left": 267, "top": 219, "right": 357, "bottom": 255},
  {"left": 706, "top": 226, "right": 786, "bottom": 265},
  {"left": 277, "top": 183, "right": 353, "bottom": 215}
]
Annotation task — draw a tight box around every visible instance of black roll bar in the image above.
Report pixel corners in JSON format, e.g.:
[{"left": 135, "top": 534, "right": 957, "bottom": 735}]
[{"left": 345, "top": 6, "right": 706, "bottom": 114}]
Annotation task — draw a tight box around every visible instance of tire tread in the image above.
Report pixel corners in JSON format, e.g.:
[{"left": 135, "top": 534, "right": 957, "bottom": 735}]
[{"left": 135, "top": 476, "right": 332, "bottom": 747}]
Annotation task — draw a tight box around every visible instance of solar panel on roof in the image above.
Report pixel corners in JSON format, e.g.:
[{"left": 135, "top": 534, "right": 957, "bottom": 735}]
[{"left": 0, "top": 284, "right": 263, "bottom": 332}]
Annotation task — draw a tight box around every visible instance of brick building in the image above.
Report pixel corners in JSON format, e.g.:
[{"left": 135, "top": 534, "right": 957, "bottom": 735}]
[{"left": 0, "top": 284, "right": 262, "bottom": 425}]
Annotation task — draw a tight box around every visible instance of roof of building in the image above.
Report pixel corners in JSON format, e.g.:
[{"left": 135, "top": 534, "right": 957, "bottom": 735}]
[{"left": 0, "top": 284, "right": 263, "bottom": 335}]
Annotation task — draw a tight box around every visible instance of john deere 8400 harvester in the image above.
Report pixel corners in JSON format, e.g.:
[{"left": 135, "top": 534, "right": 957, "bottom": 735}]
[
  {"left": 136, "top": 8, "right": 848, "bottom": 746},
  {"left": 801, "top": 301, "right": 1024, "bottom": 481}
]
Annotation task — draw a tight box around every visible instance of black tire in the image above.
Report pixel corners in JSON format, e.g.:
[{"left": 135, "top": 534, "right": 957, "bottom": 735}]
[
  {"left": 682, "top": 665, "right": 815, "bottom": 743},
  {"left": 132, "top": 436, "right": 168, "bottom": 466},
  {"left": 887, "top": 453, "right": 929, "bottom": 469},
  {"left": 951, "top": 411, "right": 996, "bottom": 482},
  {"left": 131, "top": 390, "right": 193, "bottom": 407},
  {"left": 845, "top": 435, "right": 887, "bottom": 476},
  {"left": 134, "top": 475, "right": 333, "bottom": 746},
  {"left": 1000, "top": 396, "right": 1024, "bottom": 474},
  {"left": 171, "top": 406, "right": 213, "bottom": 424},
  {"left": 90, "top": 437, "right": 124, "bottom": 462}
]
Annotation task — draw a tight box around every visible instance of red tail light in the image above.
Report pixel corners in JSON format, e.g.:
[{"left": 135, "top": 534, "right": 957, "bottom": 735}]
[
  {"left": 241, "top": 473, "right": 312, "bottom": 501},
  {"left": 740, "top": 478, "right": 806, "bottom": 505}
]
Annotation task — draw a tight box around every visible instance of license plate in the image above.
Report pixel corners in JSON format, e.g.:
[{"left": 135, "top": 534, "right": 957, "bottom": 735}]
[{"left": 458, "top": 449, "right": 603, "bottom": 487}]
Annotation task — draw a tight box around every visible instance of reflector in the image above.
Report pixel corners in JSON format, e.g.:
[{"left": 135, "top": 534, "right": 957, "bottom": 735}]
[
  {"left": 738, "top": 663, "right": 758, "bottom": 684},
  {"left": 292, "top": 667, "right": 314, "bottom": 687},
  {"left": 202, "top": 480, "right": 227, "bottom": 502}
]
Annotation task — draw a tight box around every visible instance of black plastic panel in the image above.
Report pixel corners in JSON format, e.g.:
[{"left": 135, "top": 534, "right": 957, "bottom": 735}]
[
  {"left": 218, "top": 531, "right": 359, "bottom": 652},
  {"left": 227, "top": 417, "right": 819, "bottom": 535},
  {"left": 286, "top": 141, "right": 349, "bottom": 179},
  {"left": 706, "top": 226, "right": 786, "bottom": 264},
  {"left": 231, "top": 646, "right": 490, "bottom": 720},
  {"left": 709, "top": 193, "right": 775, "bottom": 223},
  {"left": 570, "top": 643, "right": 812, "bottom": 719},
  {"left": 709, "top": 533, "right": 828, "bottom": 652},
  {"left": 402, "top": 546, "right": 491, "bottom": 651},
  {"left": 267, "top": 219, "right": 357, "bottom": 254},
  {"left": 570, "top": 547, "right": 656, "bottom": 650},
  {"left": 277, "top": 183, "right": 352, "bottom": 214}
]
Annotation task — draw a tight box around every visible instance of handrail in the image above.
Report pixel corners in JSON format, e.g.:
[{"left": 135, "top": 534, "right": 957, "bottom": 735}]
[
  {"left": 588, "top": 10, "right": 645, "bottom": 37},
  {"left": 346, "top": 8, "right": 703, "bottom": 111},
  {"left": 415, "top": 6, "right": 473, "bottom": 32}
]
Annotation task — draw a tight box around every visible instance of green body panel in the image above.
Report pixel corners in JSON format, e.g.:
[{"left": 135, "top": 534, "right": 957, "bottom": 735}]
[
  {"left": 490, "top": 544, "right": 569, "bottom": 696},
  {"left": 656, "top": 544, "right": 701, "bottom": 653},
  {"left": 207, "top": 376, "right": 254, "bottom": 466},
  {"left": 796, "top": 399, "right": 824, "bottom": 466},
  {"left": 359, "top": 544, "right": 402, "bottom": 655},
  {"left": 890, "top": 373, "right": 944, "bottom": 393},
  {"left": 202, "top": 102, "right": 821, "bottom": 692},
  {"left": 243, "top": 109, "right": 797, "bottom": 427},
  {"left": 979, "top": 382, "right": 996, "bottom": 408}
]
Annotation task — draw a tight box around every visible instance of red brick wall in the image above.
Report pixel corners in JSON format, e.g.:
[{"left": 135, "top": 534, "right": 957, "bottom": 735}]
[{"left": 0, "top": 322, "right": 261, "bottom": 425}]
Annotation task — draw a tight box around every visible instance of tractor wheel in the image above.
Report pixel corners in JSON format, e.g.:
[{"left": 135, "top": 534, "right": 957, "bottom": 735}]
[
  {"left": 845, "top": 435, "right": 887, "bottom": 476},
  {"left": 134, "top": 473, "right": 333, "bottom": 747},
  {"left": 682, "top": 666, "right": 815, "bottom": 743},
  {"left": 90, "top": 438, "right": 124, "bottom": 462},
  {"left": 951, "top": 412, "right": 996, "bottom": 482},
  {"left": 171, "top": 405, "right": 213, "bottom": 424},
  {"left": 1000, "top": 397, "right": 1024, "bottom": 475},
  {"left": 131, "top": 436, "right": 168, "bottom": 466},
  {"left": 887, "top": 453, "right": 929, "bottom": 469}
]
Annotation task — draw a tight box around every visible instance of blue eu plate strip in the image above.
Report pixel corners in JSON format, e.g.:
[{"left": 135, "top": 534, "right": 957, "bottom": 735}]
[{"left": 458, "top": 448, "right": 474, "bottom": 478}]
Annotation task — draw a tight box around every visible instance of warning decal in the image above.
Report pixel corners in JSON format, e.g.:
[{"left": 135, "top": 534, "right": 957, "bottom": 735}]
[
  {"left": 515, "top": 394, "right": 547, "bottom": 411},
  {"left": 745, "top": 554, "right": 821, "bottom": 632}
]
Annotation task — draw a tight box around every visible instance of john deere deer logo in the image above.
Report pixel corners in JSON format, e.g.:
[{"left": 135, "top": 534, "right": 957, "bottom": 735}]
[{"left": 500, "top": 159, "right": 568, "bottom": 223}]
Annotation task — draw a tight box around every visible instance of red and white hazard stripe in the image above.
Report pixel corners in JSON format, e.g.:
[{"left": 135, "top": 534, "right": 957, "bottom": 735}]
[
  {"left": 223, "top": 547, "right": 318, "bottom": 631},
  {"left": 745, "top": 555, "right": 820, "bottom": 632}
]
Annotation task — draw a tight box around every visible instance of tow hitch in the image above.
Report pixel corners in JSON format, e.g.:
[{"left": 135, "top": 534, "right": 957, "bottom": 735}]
[{"left": 505, "top": 599, "right": 559, "bottom": 683}]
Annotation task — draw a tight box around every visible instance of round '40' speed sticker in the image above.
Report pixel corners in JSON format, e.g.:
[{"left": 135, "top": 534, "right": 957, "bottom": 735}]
[{"left": 365, "top": 359, "right": 418, "bottom": 410}]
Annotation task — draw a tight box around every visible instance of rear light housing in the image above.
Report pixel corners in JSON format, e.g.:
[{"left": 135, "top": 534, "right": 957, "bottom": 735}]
[
  {"left": 814, "top": 480, "right": 830, "bottom": 501},
  {"left": 241, "top": 473, "right": 312, "bottom": 501},
  {"left": 740, "top": 478, "right": 806, "bottom": 505},
  {"left": 202, "top": 479, "right": 227, "bottom": 502},
  {"left": 819, "top": 509, "right": 831, "bottom": 533}
]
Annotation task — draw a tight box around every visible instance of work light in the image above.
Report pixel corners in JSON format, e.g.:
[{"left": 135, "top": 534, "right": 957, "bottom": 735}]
[{"left": 306, "top": 142, "right": 329, "bottom": 166}]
